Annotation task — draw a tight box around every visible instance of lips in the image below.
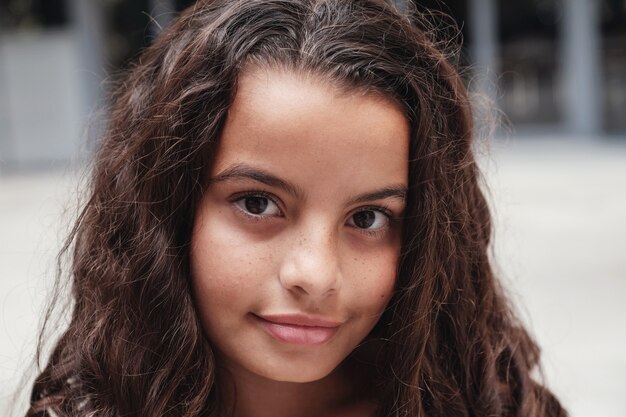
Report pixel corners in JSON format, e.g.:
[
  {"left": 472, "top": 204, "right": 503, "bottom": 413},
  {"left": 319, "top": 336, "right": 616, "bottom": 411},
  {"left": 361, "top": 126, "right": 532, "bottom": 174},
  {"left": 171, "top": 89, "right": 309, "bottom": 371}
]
[{"left": 253, "top": 313, "right": 341, "bottom": 345}]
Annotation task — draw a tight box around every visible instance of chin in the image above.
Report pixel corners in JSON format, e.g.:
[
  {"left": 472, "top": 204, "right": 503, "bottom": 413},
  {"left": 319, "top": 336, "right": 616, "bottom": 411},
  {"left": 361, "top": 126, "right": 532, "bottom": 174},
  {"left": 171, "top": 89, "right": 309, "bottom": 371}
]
[{"left": 251, "top": 356, "right": 342, "bottom": 384}]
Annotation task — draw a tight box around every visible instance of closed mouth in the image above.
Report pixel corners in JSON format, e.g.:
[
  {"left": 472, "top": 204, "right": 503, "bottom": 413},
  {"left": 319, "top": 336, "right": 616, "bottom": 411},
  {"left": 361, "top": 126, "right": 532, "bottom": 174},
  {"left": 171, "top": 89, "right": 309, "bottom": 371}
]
[{"left": 252, "top": 313, "right": 341, "bottom": 345}]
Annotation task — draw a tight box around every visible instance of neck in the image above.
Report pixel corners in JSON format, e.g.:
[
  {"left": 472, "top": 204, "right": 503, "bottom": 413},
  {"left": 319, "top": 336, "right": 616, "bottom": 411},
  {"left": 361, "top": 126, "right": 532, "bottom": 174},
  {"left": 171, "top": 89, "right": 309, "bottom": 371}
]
[{"left": 216, "top": 353, "right": 376, "bottom": 417}]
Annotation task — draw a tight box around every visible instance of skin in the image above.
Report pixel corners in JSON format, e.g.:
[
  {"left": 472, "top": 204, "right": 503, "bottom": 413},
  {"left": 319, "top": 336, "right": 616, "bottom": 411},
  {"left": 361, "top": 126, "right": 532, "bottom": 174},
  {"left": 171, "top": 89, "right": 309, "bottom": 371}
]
[{"left": 190, "top": 68, "right": 409, "bottom": 417}]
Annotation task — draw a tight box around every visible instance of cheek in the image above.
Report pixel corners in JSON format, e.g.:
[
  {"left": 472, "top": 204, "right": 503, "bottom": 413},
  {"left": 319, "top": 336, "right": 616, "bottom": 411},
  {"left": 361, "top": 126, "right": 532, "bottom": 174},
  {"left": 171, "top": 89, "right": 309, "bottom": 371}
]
[
  {"left": 190, "top": 213, "right": 261, "bottom": 311},
  {"left": 189, "top": 212, "right": 285, "bottom": 334},
  {"left": 349, "top": 248, "right": 398, "bottom": 313}
]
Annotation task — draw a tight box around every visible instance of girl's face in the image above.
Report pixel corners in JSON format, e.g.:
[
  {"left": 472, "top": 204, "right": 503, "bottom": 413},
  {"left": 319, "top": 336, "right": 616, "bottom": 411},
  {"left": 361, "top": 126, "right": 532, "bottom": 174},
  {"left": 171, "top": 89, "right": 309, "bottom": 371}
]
[{"left": 190, "top": 68, "right": 409, "bottom": 383}]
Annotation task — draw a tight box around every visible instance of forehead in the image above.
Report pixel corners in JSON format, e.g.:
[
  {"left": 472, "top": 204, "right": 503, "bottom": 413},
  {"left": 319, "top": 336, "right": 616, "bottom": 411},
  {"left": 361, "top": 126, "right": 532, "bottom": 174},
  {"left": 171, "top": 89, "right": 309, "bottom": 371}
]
[{"left": 212, "top": 68, "right": 409, "bottom": 193}]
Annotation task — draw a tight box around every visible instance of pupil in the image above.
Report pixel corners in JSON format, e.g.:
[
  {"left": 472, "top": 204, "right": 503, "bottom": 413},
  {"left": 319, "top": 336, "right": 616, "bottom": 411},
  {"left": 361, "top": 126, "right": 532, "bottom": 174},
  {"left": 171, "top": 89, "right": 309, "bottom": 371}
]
[
  {"left": 353, "top": 211, "right": 375, "bottom": 228},
  {"left": 245, "top": 197, "right": 268, "bottom": 214}
]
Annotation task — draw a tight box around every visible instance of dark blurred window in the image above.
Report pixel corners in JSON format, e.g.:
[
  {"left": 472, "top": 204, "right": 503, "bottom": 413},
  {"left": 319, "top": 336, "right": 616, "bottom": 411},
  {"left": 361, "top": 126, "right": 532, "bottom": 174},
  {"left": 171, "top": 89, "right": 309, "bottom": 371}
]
[
  {"left": 498, "top": 0, "right": 561, "bottom": 126},
  {"left": 103, "top": 0, "right": 152, "bottom": 71},
  {"left": 413, "top": 0, "right": 468, "bottom": 37},
  {"left": 175, "top": 0, "right": 196, "bottom": 12},
  {"left": 601, "top": 0, "right": 626, "bottom": 131},
  {"left": 498, "top": 0, "right": 558, "bottom": 42},
  {"left": 0, "top": 0, "right": 68, "bottom": 29},
  {"left": 103, "top": 0, "right": 198, "bottom": 72},
  {"left": 409, "top": 0, "right": 470, "bottom": 68},
  {"left": 602, "top": 0, "right": 626, "bottom": 36}
]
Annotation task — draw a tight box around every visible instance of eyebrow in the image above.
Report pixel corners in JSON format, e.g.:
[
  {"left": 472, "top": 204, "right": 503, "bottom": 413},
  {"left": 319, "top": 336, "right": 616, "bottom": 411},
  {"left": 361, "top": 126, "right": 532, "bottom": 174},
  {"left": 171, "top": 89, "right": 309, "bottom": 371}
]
[
  {"left": 210, "top": 163, "right": 407, "bottom": 204},
  {"left": 210, "top": 163, "right": 305, "bottom": 198},
  {"left": 350, "top": 186, "right": 407, "bottom": 205}
]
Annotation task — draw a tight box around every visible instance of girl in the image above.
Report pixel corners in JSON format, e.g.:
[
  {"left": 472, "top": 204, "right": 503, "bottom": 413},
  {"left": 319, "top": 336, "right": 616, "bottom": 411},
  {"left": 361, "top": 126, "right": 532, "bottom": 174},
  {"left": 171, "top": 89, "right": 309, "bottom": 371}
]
[{"left": 27, "top": 1, "right": 566, "bottom": 416}]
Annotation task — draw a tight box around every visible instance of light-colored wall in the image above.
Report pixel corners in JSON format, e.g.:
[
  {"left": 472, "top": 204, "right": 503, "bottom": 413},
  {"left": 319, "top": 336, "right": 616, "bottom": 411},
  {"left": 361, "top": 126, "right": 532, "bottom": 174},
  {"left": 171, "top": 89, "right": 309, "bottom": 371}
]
[{"left": 0, "top": 30, "right": 84, "bottom": 168}]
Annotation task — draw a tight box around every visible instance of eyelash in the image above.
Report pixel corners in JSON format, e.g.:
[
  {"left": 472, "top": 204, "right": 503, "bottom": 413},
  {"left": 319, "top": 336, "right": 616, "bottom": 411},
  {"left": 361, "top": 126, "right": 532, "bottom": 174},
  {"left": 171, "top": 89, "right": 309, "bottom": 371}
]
[
  {"left": 230, "top": 191, "right": 283, "bottom": 221},
  {"left": 348, "top": 206, "right": 394, "bottom": 239},
  {"left": 230, "top": 191, "right": 397, "bottom": 237}
]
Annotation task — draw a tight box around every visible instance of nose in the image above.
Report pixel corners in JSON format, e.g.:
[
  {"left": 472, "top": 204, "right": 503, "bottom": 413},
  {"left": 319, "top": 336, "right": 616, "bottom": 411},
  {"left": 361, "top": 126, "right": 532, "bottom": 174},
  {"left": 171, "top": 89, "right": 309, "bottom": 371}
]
[{"left": 278, "top": 222, "right": 341, "bottom": 299}]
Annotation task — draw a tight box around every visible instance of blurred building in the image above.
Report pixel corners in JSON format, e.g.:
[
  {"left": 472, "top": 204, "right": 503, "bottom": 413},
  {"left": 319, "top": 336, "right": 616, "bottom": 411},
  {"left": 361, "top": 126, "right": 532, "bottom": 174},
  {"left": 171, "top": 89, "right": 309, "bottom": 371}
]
[{"left": 0, "top": 0, "right": 624, "bottom": 169}]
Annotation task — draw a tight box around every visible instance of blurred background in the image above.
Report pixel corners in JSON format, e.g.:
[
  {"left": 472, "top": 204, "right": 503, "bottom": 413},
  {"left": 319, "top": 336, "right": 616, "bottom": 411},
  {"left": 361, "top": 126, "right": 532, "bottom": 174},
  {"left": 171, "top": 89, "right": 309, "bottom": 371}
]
[{"left": 1, "top": 0, "right": 625, "bottom": 416}]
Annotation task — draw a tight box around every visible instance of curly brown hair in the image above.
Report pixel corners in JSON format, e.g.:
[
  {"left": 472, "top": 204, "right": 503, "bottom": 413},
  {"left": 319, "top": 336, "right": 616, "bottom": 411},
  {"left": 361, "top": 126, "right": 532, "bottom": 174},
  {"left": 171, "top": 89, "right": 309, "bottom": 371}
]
[{"left": 27, "top": 0, "right": 566, "bottom": 416}]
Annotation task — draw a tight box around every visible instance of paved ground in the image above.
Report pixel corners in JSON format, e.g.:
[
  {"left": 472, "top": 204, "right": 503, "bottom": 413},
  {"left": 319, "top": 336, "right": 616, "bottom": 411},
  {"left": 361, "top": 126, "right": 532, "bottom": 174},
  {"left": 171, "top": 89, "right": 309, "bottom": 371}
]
[
  {"left": 1, "top": 138, "right": 625, "bottom": 416},
  {"left": 485, "top": 138, "right": 626, "bottom": 417}
]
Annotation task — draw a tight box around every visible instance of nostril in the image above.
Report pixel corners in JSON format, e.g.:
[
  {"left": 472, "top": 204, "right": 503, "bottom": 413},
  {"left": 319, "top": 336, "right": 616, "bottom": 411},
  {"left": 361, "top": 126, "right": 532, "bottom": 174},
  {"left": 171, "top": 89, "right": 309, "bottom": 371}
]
[
  {"left": 278, "top": 254, "right": 341, "bottom": 298},
  {"left": 291, "top": 284, "right": 307, "bottom": 295}
]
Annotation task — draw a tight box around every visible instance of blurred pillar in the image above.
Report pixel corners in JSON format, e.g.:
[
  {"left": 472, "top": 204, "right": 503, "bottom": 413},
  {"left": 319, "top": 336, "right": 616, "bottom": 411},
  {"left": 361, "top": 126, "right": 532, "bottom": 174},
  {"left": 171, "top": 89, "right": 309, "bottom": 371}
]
[
  {"left": 68, "top": 0, "right": 105, "bottom": 139},
  {"left": 149, "top": 0, "right": 176, "bottom": 35},
  {"left": 560, "top": 0, "right": 602, "bottom": 135},
  {"left": 468, "top": 0, "right": 498, "bottom": 100},
  {"left": 0, "top": 8, "right": 14, "bottom": 167}
]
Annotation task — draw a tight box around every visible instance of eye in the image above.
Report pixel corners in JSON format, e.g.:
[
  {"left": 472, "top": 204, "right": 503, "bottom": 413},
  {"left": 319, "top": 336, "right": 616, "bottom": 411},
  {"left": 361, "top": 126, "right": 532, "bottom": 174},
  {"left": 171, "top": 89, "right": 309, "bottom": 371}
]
[
  {"left": 347, "top": 208, "right": 389, "bottom": 230},
  {"left": 233, "top": 194, "right": 282, "bottom": 217}
]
